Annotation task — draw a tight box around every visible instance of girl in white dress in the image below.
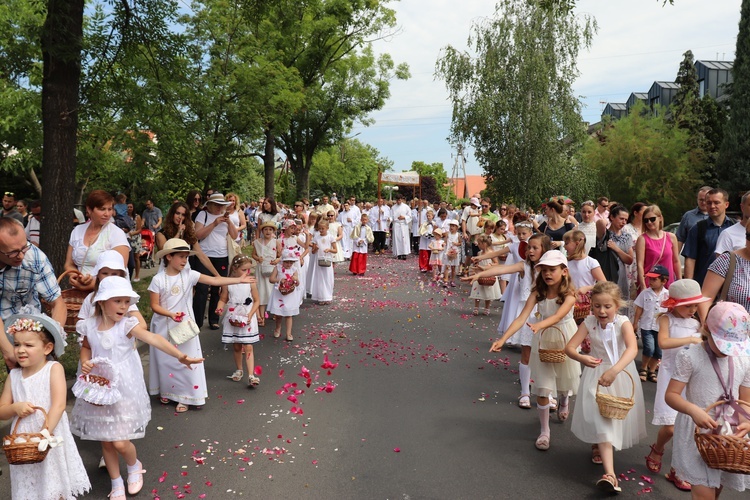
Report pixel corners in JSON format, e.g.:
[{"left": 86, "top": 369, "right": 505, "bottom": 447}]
[
  {"left": 217, "top": 255, "right": 261, "bottom": 386},
  {"left": 0, "top": 312, "right": 90, "bottom": 500},
  {"left": 268, "top": 250, "right": 303, "bottom": 341},
  {"left": 491, "top": 251, "right": 580, "bottom": 452},
  {"left": 443, "top": 220, "right": 462, "bottom": 287},
  {"left": 466, "top": 230, "right": 549, "bottom": 410},
  {"left": 324, "top": 210, "right": 345, "bottom": 263},
  {"left": 252, "top": 221, "right": 279, "bottom": 325},
  {"left": 468, "top": 234, "right": 501, "bottom": 315},
  {"left": 305, "top": 213, "right": 320, "bottom": 297},
  {"left": 645, "top": 279, "right": 707, "bottom": 491},
  {"left": 71, "top": 276, "right": 203, "bottom": 500},
  {"left": 310, "top": 220, "right": 337, "bottom": 305},
  {"left": 428, "top": 228, "right": 446, "bottom": 282},
  {"left": 665, "top": 302, "right": 750, "bottom": 498},
  {"left": 565, "top": 282, "right": 647, "bottom": 493},
  {"left": 149, "top": 239, "right": 253, "bottom": 410}
]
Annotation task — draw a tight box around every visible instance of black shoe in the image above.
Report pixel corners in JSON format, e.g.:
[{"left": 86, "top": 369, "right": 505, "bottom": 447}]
[{"left": 209, "top": 323, "right": 220, "bottom": 330}]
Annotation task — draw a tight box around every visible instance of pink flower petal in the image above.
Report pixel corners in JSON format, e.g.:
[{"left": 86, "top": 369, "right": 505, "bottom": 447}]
[
  {"left": 393, "top": 447, "right": 400, "bottom": 452},
  {"left": 254, "top": 366, "right": 263, "bottom": 376}
]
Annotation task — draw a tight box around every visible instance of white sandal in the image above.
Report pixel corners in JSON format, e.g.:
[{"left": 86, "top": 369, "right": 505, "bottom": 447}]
[
  {"left": 227, "top": 370, "right": 243, "bottom": 382},
  {"left": 518, "top": 394, "right": 531, "bottom": 409}
]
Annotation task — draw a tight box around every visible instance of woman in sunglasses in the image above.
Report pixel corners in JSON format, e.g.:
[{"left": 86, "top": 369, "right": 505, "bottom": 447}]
[{"left": 635, "top": 204, "right": 680, "bottom": 292}]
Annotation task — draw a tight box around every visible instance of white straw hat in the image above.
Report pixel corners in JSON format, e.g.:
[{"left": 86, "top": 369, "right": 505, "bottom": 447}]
[
  {"left": 205, "top": 193, "right": 231, "bottom": 205},
  {"left": 156, "top": 238, "right": 196, "bottom": 260},
  {"left": 93, "top": 250, "right": 129, "bottom": 278},
  {"left": 93, "top": 276, "right": 140, "bottom": 305}
]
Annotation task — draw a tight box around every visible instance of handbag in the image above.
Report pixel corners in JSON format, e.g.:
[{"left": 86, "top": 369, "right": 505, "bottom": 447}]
[
  {"left": 169, "top": 318, "right": 200, "bottom": 345},
  {"left": 589, "top": 231, "right": 619, "bottom": 283},
  {"left": 227, "top": 233, "right": 241, "bottom": 262},
  {"left": 260, "top": 263, "right": 274, "bottom": 277}
]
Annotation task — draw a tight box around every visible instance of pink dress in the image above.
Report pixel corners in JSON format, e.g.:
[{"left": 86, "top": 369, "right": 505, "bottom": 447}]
[{"left": 642, "top": 232, "right": 675, "bottom": 289}]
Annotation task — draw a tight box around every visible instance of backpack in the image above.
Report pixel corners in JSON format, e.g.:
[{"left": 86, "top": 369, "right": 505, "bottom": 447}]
[{"left": 588, "top": 230, "right": 619, "bottom": 283}]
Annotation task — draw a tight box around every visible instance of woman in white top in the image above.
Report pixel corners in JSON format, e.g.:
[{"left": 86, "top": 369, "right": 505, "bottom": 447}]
[
  {"left": 255, "top": 196, "right": 282, "bottom": 239},
  {"left": 577, "top": 201, "right": 598, "bottom": 256},
  {"left": 225, "top": 193, "right": 247, "bottom": 246},
  {"left": 194, "top": 193, "right": 237, "bottom": 329},
  {"left": 64, "top": 190, "right": 130, "bottom": 291}
]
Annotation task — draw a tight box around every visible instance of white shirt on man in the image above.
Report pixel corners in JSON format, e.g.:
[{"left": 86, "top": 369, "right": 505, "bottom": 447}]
[{"left": 714, "top": 221, "right": 747, "bottom": 255}]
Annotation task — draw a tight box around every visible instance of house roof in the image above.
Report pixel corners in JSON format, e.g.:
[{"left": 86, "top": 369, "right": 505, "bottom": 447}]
[
  {"left": 697, "top": 60, "right": 733, "bottom": 71},
  {"left": 449, "top": 175, "right": 487, "bottom": 199},
  {"left": 606, "top": 103, "right": 627, "bottom": 111},
  {"left": 651, "top": 81, "right": 680, "bottom": 90},
  {"left": 629, "top": 92, "right": 648, "bottom": 100}
]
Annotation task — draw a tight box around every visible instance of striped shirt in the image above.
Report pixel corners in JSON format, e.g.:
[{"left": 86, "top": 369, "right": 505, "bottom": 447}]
[{"left": 0, "top": 245, "right": 61, "bottom": 320}]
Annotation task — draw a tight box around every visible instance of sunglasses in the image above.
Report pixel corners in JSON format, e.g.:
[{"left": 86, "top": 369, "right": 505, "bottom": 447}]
[
  {"left": 481, "top": 205, "right": 489, "bottom": 208},
  {"left": 500, "top": 207, "right": 507, "bottom": 211},
  {"left": 4, "top": 192, "right": 14, "bottom": 197},
  {"left": 294, "top": 204, "right": 302, "bottom": 207},
  {"left": 644, "top": 217, "right": 658, "bottom": 224}
]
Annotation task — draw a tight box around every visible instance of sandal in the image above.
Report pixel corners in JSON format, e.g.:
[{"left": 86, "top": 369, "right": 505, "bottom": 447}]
[
  {"left": 273, "top": 330, "right": 281, "bottom": 339},
  {"left": 596, "top": 474, "right": 621, "bottom": 493},
  {"left": 645, "top": 444, "right": 664, "bottom": 473},
  {"left": 638, "top": 368, "right": 648, "bottom": 382},
  {"left": 548, "top": 396, "right": 558, "bottom": 411},
  {"left": 175, "top": 403, "right": 189, "bottom": 413},
  {"left": 483, "top": 308, "right": 490, "bottom": 316},
  {"left": 248, "top": 376, "right": 260, "bottom": 387},
  {"left": 535, "top": 433, "right": 550, "bottom": 451},
  {"left": 285, "top": 335, "right": 294, "bottom": 342},
  {"left": 647, "top": 371, "right": 658, "bottom": 383},
  {"left": 666, "top": 467, "right": 691, "bottom": 491},
  {"left": 108, "top": 485, "right": 126, "bottom": 500},
  {"left": 557, "top": 398, "right": 569, "bottom": 422},
  {"left": 227, "top": 370, "right": 243, "bottom": 382},
  {"left": 159, "top": 397, "right": 170, "bottom": 404},
  {"left": 127, "top": 463, "right": 146, "bottom": 495},
  {"left": 591, "top": 444, "right": 603, "bottom": 464},
  {"left": 518, "top": 394, "right": 531, "bottom": 409},
  {"left": 472, "top": 308, "right": 479, "bottom": 316}
]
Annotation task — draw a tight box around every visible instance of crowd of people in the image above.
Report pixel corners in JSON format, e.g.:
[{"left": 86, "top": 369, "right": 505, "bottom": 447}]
[{"left": 0, "top": 185, "right": 749, "bottom": 498}]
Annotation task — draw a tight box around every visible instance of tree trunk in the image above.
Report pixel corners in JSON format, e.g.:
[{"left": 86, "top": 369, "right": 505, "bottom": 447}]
[
  {"left": 264, "top": 130, "right": 275, "bottom": 198},
  {"left": 40, "top": 0, "right": 84, "bottom": 273},
  {"left": 294, "top": 153, "right": 313, "bottom": 200}
]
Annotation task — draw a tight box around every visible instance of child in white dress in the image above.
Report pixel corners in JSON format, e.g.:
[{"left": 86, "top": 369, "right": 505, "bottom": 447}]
[
  {"left": 217, "top": 254, "right": 261, "bottom": 386},
  {"left": 71, "top": 276, "right": 203, "bottom": 500},
  {"left": 0, "top": 311, "right": 91, "bottom": 500},
  {"left": 491, "top": 251, "right": 581, "bottom": 451},
  {"left": 566, "top": 281, "right": 647, "bottom": 493},
  {"left": 310, "top": 220, "right": 337, "bottom": 305},
  {"left": 268, "top": 250, "right": 303, "bottom": 341},
  {"left": 252, "top": 221, "right": 279, "bottom": 325},
  {"left": 325, "top": 210, "right": 345, "bottom": 263},
  {"left": 469, "top": 234, "right": 501, "bottom": 315},
  {"left": 644, "top": 279, "right": 707, "bottom": 491},
  {"left": 149, "top": 238, "right": 255, "bottom": 410},
  {"left": 666, "top": 302, "right": 750, "bottom": 498},
  {"left": 428, "top": 228, "right": 446, "bottom": 282},
  {"left": 443, "top": 219, "right": 462, "bottom": 287}
]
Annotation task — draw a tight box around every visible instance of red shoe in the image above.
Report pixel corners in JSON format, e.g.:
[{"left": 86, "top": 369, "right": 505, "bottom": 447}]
[
  {"left": 645, "top": 444, "right": 663, "bottom": 473},
  {"left": 666, "top": 467, "right": 691, "bottom": 491}
]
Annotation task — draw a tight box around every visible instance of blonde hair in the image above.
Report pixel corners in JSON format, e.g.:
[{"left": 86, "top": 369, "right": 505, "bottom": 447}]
[
  {"left": 475, "top": 234, "right": 492, "bottom": 248},
  {"left": 590, "top": 281, "right": 626, "bottom": 308},
  {"left": 229, "top": 254, "right": 254, "bottom": 276},
  {"left": 563, "top": 229, "right": 587, "bottom": 260},
  {"left": 643, "top": 204, "right": 664, "bottom": 231}
]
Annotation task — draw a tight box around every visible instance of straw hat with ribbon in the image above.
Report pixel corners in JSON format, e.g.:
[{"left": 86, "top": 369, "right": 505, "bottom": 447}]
[{"left": 660, "top": 279, "right": 712, "bottom": 309}]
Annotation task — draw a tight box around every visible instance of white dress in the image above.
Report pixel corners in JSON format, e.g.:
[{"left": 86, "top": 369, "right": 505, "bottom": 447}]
[
  {"left": 267, "top": 263, "right": 303, "bottom": 317},
  {"left": 444, "top": 232, "right": 461, "bottom": 267},
  {"left": 671, "top": 344, "right": 750, "bottom": 491},
  {"left": 529, "top": 298, "right": 582, "bottom": 397},
  {"left": 310, "top": 233, "right": 335, "bottom": 302},
  {"left": 221, "top": 283, "right": 259, "bottom": 343},
  {"left": 328, "top": 221, "right": 345, "bottom": 263},
  {"left": 570, "top": 315, "right": 647, "bottom": 450},
  {"left": 470, "top": 257, "right": 502, "bottom": 300},
  {"left": 253, "top": 237, "right": 277, "bottom": 305},
  {"left": 9, "top": 362, "right": 91, "bottom": 500},
  {"left": 305, "top": 229, "right": 318, "bottom": 295},
  {"left": 502, "top": 261, "right": 535, "bottom": 347},
  {"left": 652, "top": 314, "right": 700, "bottom": 425},
  {"left": 148, "top": 269, "right": 207, "bottom": 406},
  {"left": 71, "top": 316, "right": 151, "bottom": 440},
  {"left": 297, "top": 231, "right": 309, "bottom": 304}
]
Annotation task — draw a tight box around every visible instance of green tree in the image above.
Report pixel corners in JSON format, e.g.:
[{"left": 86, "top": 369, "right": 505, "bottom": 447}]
[
  {"left": 310, "top": 138, "right": 391, "bottom": 201},
  {"left": 579, "top": 103, "right": 700, "bottom": 222},
  {"left": 409, "top": 161, "right": 450, "bottom": 201},
  {"left": 435, "top": 0, "right": 596, "bottom": 206},
  {"left": 716, "top": 0, "right": 750, "bottom": 192}
]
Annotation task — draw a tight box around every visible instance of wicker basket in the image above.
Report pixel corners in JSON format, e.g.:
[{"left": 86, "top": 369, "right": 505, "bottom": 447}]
[
  {"left": 477, "top": 276, "right": 496, "bottom": 287},
  {"left": 596, "top": 370, "right": 635, "bottom": 420},
  {"left": 57, "top": 270, "right": 88, "bottom": 334},
  {"left": 318, "top": 258, "right": 332, "bottom": 267},
  {"left": 228, "top": 318, "right": 248, "bottom": 327},
  {"left": 72, "top": 357, "right": 121, "bottom": 406},
  {"left": 538, "top": 326, "right": 567, "bottom": 363},
  {"left": 3, "top": 406, "right": 52, "bottom": 465},
  {"left": 694, "top": 399, "right": 750, "bottom": 474},
  {"left": 279, "top": 278, "right": 296, "bottom": 296},
  {"left": 573, "top": 292, "right": 591, "bottom": 324}
]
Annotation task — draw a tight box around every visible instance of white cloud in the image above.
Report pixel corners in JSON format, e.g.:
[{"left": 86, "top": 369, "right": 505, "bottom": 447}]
[{"left": 352, "top": 0, "right": 741, "bottom": 175}]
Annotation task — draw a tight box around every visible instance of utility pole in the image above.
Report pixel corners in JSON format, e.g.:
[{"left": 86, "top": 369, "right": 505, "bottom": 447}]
[{"left": 450, "top": 143, "right": 469, "bottom": 199}]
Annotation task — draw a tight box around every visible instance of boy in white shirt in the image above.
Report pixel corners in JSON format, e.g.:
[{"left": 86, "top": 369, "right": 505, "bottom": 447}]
[{"left": 632, "top": 264, "right": 670, "bottom": 382}]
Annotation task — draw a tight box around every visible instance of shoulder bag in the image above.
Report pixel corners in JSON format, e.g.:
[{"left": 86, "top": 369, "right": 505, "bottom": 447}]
[
  {"left": 166, "top": 272, "right": 200, "bottom": 344},
  {"left": 589, "top": 230, "right": 619, "bottom": 283}
]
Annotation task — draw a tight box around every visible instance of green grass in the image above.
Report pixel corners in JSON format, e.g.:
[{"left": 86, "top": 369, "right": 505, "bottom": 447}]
[{"left": 0, "top": 275, "right": 155, "bottom": 392}]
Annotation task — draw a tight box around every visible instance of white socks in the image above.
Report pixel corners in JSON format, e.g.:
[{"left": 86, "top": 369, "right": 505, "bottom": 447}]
[
  {"left": 537, "top": 403, "right": 551, "bottom": 436},
  {"left": 111, "top": 476, "right": 124, "bottom": 490},
  {"left": 126, "top": 460, "right": 142, "bottom": 475},
  {"left": 519, "top": 362, "right": 531, "bottom": 396}
]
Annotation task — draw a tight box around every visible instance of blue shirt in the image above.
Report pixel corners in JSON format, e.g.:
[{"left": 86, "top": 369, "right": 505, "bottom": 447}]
[
  {"left": 682, "top": 216, "right": 735, "bottom": 285},
  {"left": 0, "top": 245, "right": 61, "bottom": 321},
  {"left": 675, "top": 207, "right": 707, "bottom": 243}
]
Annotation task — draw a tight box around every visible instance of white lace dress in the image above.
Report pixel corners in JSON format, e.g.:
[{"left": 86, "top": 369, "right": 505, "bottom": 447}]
[
  {"left": 71, "top": 316, "right": 151, "bottom": 440},
  {"left": 9, "top": 362, "right": 91, "bottom": 499},
  {"left": 501, "top": 261, "right": 535, "bottom": 347},
  {"left": 469, "top": 257, "right": 501, "bottom": 300},
  {"left": 652, "top": 314, "right": 700, "bottom": 425},
  {"left": 253, "top": 237, "right": 277, "bottom": 305},
  {"left": 328, "top": 221, "right": 345, "bottom": 263},
  {"left": 221, "top": 283, "right": 259, "bottom": 344},
  {"left": 671, "top": 344, "right": 750, "bottom": 491},
  {"left": 310, "top": 233, "right": 335, "bottom": 302},
  {"left": 267, "top": 263, "right": 303, "bottom": 317}
]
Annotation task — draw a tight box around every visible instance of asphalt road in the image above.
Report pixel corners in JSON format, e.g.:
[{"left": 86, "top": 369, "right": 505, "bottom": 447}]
[{"left": 1, "top": 253, "right": 746, "bottom": 499}]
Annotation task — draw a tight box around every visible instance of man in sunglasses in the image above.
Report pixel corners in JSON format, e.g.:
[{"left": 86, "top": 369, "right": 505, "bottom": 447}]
[
  {"left": 682, "top": 188, "right": 734, "bottom": 285},
  {"left": 0, "top": 218, "right": 66, "bottom": 367},
  {"left": 2, "top": 191, "right": 24, "bottom": 224}
]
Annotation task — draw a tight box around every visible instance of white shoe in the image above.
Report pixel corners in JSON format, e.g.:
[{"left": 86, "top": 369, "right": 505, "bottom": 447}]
[{"left": 132, "top": 278, "right": 141, "bottom": 282}]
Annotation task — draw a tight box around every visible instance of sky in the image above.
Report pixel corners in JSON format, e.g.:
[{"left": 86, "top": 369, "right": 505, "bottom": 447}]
[{"left": 350, "top": 0, "right": 742, "bottom": 176}]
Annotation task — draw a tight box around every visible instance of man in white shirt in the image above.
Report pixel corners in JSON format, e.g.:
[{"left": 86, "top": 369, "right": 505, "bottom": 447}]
[
  {"left": 714, "top": 190, "right": 750, "bottom": 255},
  {"left": 338, "top": 201, "right": 358, "bottom": 259},
  {"left": 316, "top": 195, "right": 335, "bottom": 216},
  {"left": 390, "top": 194, "right": 412, "bottom": 260},
  {"left": 368, "top": 198, "right": 390, "bottom": 254}
]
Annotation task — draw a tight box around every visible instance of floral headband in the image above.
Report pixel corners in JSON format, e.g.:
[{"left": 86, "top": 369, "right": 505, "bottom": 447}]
[
  {"left": 7, "top": 318, "right": 44, "bottom": 336},
  {"left": 515, "top": 221, "right": 533, "bottom": 229}
]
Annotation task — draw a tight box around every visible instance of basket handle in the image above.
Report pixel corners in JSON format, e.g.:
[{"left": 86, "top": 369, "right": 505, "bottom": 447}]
[
  {"left": 57, "top": 269, "right": 83, "bottom": 286},
  {"left": 538, "top": 325, "right": 565, "bottom": 347},
  {"left": 595, "top": 369, "right": 635, "bottom": 400},
  {"left": 10, "top": 406, "right": 49, "bottom": 435},
  {"left": 694, "top": 399, "right": 750, "bottom": 436}
]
